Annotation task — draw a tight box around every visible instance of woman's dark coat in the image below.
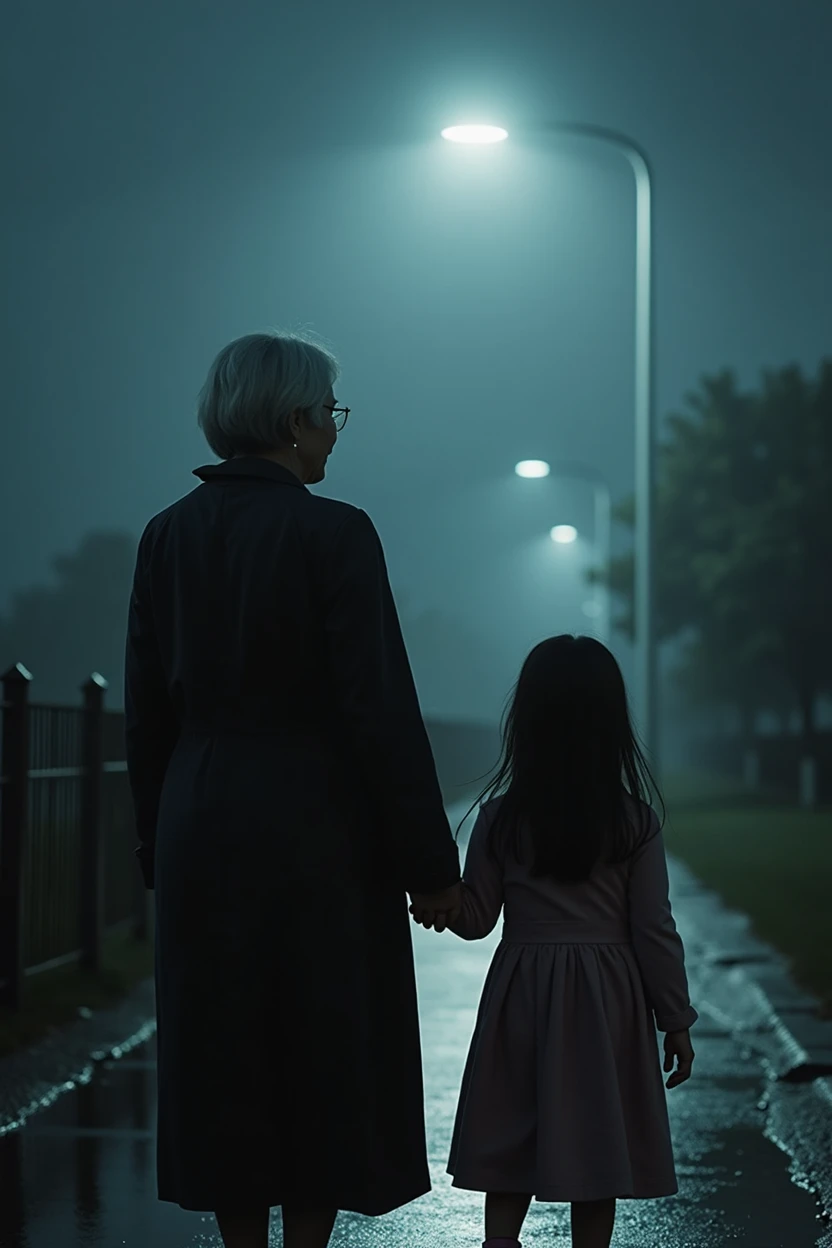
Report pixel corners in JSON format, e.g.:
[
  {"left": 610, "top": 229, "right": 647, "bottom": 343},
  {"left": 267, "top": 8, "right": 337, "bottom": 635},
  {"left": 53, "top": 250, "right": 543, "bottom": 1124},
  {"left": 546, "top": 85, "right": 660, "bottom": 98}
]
[{"left": 124, "top": 455, "right": 461, "bottom": 1214}]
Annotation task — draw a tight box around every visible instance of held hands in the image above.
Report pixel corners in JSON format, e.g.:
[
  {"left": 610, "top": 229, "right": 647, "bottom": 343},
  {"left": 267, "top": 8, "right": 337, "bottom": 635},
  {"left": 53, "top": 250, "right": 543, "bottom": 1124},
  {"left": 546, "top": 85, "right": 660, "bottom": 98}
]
[
  {"left": 409, "top": 881, "right": 463, "bottom": 933},
  {"left": 663, "top": 1028, "right": 695, "bottom": 1089}
]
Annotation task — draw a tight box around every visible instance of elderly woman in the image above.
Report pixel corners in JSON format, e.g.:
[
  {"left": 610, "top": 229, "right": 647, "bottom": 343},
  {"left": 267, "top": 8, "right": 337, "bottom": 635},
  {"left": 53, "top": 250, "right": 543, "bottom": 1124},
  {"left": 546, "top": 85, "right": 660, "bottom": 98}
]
[{"left": 124, "top": 331, "right": 462, "bottom": 1248}]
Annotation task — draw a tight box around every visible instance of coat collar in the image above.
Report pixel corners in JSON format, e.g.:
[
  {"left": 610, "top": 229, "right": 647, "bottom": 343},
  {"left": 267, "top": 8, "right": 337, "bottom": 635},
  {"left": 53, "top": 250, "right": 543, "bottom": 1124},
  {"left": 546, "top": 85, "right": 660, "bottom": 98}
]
[{"left": 192, "top": 456, "right": 307, "bottom": 490}]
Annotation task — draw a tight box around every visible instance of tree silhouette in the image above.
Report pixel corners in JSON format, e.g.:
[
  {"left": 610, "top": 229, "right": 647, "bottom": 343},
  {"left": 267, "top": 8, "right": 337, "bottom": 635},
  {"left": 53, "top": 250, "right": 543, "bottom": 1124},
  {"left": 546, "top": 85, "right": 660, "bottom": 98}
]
[
  {"left": 1, "top": 541, "right": 501, "bottom": 720},
  {"left": 596, "top": 360, "right": 832, "bottom": 742},
  {"left": 0, "top": 531, "right": 137, "bottom": 706}
]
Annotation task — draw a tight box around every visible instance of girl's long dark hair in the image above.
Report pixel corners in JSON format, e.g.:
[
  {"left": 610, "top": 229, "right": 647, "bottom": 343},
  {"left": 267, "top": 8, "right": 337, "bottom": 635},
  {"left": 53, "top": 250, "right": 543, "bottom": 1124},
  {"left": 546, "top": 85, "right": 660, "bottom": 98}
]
[{"left": 455, "top": 635, "right": 664, "bottom": 883}]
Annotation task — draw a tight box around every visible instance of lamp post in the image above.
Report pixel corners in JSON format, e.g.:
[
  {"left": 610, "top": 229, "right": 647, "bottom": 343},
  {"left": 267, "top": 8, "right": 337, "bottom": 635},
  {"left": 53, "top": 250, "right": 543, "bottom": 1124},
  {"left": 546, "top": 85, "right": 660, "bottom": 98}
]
[
  {"left": 442, "top": 121, "right": 657, "bottom": 767},
  {"left": 515, "top": 459, "right": 612, "bottom": 644}
]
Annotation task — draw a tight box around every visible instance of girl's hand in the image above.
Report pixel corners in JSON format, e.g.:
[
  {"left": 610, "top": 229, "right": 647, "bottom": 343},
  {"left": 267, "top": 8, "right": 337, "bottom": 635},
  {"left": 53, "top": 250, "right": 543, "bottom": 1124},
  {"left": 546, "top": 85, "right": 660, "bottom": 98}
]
[{"left": 409, "top": 882, "right": 462, "bottom": 932}]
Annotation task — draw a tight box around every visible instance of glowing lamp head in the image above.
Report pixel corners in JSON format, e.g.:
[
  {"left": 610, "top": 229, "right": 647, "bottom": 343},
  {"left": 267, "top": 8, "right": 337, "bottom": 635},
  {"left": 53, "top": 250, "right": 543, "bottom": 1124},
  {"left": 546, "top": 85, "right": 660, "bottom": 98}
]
[
  {"left": 515, "top": 460, "right": 551, "bottom": 479},
  {"left": 551, "top": 525, "right": 578, "bottom": 545},
  {"left": 441, "top": 124, "right": 509, "bottom": 145}
]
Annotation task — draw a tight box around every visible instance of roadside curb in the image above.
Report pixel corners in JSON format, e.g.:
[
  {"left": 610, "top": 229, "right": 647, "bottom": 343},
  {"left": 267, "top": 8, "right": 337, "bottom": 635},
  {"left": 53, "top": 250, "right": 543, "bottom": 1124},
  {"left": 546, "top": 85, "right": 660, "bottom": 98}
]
[
  {"left": 668, "top": 852, "right": 832, "bottom": 1077},
  {"left": 668, "top": 851, "right": 832, "bottom": 1234},
  {"left": 0, "top": 976, "right": 156, "bottom": 1135}
]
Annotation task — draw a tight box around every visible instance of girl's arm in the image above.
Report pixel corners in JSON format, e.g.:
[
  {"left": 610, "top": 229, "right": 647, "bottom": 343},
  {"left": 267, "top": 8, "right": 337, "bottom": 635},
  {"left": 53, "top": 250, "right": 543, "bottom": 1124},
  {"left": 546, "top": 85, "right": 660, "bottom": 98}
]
[
  {"left": 446, "top": 804, "right": 504, "bottom": 940},
  {"left": 628, "top": 813, "right": 699, "bottom": 1033}
]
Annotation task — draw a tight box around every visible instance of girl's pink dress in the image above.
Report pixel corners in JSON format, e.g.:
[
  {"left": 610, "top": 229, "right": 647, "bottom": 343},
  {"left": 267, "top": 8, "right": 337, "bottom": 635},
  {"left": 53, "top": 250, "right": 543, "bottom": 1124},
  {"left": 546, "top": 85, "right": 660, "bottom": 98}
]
[{"left": 447, "top": 795, "right": 698, "bottom": 1202}]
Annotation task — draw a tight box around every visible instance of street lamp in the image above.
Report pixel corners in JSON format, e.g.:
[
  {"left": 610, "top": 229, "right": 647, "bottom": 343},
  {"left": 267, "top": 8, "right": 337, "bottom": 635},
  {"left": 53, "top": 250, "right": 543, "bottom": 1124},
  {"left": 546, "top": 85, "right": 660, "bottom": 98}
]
[
  {"left": 443, "top": 120, "right": 657, "bottom": 767},
  {"left": 441, "top": 124, "right": 508, "bottom": 144},
  {"left": 550, "top": 524, "right": 578, "bottom": 544},
  {"left": 515, "top": 459, "right": 612, "bottom": 643},
  {"left": 548, "top": 525, "right": 603, "bottom": 624},
  {"left": 515, "top": 459, "right": 550, "bottom": 479}
]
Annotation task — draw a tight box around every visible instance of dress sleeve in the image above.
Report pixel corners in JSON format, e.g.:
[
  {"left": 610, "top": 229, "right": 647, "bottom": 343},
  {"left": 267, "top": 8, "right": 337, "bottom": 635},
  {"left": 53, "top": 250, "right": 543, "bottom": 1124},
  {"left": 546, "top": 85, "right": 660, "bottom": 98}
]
[
  {"left": 318, "top": 507, "right": 460, "bottom": 895},
  {"left": 447, "top": 805, "right": 504, "bottom": 940},
  {"left": 124, "top": 527, "right": 179, "bottom": 890},
  {"left": 628, "top": 813, "right": 699, "bottom": 1032}
]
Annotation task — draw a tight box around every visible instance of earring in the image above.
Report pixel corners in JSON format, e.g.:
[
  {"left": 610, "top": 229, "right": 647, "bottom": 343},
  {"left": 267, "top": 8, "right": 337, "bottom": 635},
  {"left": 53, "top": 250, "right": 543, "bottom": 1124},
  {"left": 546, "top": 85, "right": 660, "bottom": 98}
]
[{"left": 293, "top": 442, "right": 297, "bottom": 449}]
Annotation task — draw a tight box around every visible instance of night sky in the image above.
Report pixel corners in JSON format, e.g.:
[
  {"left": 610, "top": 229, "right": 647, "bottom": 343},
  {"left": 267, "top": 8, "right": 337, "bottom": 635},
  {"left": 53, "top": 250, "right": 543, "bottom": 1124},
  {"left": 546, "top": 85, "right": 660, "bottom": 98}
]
[{"left": 3, "top": 0, "right": 830, "bottom": 722}]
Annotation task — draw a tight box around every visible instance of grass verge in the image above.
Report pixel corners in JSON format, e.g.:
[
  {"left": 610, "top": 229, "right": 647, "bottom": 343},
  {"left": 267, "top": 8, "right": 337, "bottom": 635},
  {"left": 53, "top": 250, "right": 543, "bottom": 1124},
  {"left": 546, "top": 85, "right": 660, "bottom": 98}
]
[
  {"left": 0, "top": 925, "right": 154, "bottom": 1060},
  {"left": 663, "top": 774, "right": 832, "bottom": 1018}
]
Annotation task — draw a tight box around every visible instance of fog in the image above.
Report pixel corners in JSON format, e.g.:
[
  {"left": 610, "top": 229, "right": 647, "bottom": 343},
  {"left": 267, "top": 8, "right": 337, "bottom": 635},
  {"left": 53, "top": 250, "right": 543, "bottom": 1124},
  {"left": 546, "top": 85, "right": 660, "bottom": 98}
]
[{"left": 3, "top": 0, "right": 831, "bottom": 750}]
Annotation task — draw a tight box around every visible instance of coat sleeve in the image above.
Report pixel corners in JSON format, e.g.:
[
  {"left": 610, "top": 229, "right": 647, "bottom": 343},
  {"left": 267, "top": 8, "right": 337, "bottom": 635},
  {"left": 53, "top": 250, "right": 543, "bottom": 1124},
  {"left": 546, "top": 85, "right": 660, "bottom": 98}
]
[
  {"left": 124, "top": 527, "right": 179, "bottom": 890},
  {"left": 628, "top": 813, "right": 699, "bottom": 1032},
  {"left": 318, "top": 507, "right": 460, "bottom": 895},
  {"left": 447, "top": 805, "right": 504, "bottom": 940}
]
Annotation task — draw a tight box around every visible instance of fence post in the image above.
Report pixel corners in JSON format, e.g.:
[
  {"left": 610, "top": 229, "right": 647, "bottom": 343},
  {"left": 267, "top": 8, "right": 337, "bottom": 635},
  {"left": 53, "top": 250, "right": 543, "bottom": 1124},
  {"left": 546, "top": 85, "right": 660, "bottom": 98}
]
[
  {"left": 799, "top": 756, "right": 817, "bottom": 810},
  {"left": 79, "top": 673, "right": 107, "bottom": 972},
  {"left": 743, "top": 748, "right": 760, "bottom": 791},
  {"left": 0, "top": 663, "right": 32, "bottom": 1010}
]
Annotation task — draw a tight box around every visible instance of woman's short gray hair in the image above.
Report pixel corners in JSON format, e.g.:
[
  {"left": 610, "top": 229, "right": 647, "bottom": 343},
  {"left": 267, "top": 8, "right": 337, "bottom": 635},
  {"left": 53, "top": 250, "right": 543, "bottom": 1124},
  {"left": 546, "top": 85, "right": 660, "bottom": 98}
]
[{"left": 197, "top": 330, "right": 340, "bottom": 459}]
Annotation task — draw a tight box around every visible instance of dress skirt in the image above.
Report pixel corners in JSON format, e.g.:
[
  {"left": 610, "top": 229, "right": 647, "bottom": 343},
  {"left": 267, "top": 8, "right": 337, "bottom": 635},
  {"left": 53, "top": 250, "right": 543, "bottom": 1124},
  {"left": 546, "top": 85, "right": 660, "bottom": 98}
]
[{"left": 447, "top": 920, "right": 680, "bottom": 1202}]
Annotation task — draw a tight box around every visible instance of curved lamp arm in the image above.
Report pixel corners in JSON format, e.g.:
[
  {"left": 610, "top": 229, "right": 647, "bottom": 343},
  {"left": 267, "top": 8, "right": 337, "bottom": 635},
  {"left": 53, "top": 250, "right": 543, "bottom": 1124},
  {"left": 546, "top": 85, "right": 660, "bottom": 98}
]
[{"left": 530, "top": 121, "right": 656, "bottom": 760}]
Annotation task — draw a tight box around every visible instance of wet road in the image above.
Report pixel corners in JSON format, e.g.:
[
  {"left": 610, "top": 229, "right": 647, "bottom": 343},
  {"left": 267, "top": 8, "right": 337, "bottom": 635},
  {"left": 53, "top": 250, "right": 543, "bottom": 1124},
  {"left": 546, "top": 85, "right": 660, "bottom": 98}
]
[{"left": 1, "top": 849, "right": 829, "bottom": 1245}]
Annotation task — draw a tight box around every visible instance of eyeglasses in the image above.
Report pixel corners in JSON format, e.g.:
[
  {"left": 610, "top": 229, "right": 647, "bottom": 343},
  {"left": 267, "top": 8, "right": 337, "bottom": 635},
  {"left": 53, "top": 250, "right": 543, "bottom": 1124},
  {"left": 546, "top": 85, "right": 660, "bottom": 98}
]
[{"left": 322, "top": 404, "right": 350, "bottom": 432}]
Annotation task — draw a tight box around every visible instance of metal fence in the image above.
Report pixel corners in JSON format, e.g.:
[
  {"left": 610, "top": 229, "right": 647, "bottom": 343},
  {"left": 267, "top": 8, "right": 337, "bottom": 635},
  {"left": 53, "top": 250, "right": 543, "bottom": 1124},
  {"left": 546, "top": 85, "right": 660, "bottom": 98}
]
[
  {"left": 690, "top": 729, "right": 832, "bottom": 806},
  {"left": 0, "top": 663, "right": 148, "bottom": 1010},
  {"left": 0, "top": 661, "right": 499, "bottom": 1014}
]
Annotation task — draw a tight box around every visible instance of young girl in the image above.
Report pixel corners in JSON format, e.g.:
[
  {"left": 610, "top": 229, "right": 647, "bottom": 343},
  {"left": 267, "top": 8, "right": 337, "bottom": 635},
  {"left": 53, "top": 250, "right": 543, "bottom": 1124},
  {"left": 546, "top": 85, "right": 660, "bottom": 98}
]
[{"left": 412, "top": 635, "right": 697, "bottom": 1248}]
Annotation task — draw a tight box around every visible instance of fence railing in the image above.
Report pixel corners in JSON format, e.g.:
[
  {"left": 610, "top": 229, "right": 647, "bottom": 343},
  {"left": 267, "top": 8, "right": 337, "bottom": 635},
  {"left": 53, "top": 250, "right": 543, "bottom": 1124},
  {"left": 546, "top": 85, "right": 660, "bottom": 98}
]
[
  {"left": 0, "top": 663, "right": 148, "bottom": 1010},
  {"left": 0, "top": 661, "right": 498, "bottom": 1013},
  {"left": 690, "top": 729, "right": 832, "bottom": 807}
]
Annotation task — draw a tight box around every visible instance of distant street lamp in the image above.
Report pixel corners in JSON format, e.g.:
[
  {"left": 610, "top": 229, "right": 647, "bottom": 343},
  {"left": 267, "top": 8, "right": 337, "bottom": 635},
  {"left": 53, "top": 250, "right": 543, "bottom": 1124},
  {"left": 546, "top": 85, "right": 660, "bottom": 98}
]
[
  {"left": 550, "top": 524, "right": 578, "bottom": 544},
  {"left": 515, "top": 459, "right": 550, "bottom": 479},
  {"left": 441, "top": 124, "right": 508, "bottom": 144},
  {"left": 444, "top": 120, "right": 657, "bottom": 767},
  {"left": 515, "top": 459, "right": 612, "bottom": 643}
]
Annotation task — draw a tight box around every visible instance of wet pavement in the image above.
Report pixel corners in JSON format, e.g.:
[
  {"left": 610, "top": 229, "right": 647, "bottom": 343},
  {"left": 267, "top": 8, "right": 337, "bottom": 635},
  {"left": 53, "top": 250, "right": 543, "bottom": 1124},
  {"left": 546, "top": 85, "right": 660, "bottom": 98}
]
[{"left": 1, "top": 809, "right": 831, "bottom": 1246}]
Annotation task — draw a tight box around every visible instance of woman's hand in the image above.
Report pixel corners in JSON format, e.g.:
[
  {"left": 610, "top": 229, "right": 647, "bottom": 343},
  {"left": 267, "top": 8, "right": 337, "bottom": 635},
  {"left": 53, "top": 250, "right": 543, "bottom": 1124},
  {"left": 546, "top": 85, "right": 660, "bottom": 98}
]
[
  {"left": 409, "top": 882, "right": 463, "bottom": 932},
  {"left": 663, "top": 1028, "right": 695, "bottom": 1089}
]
